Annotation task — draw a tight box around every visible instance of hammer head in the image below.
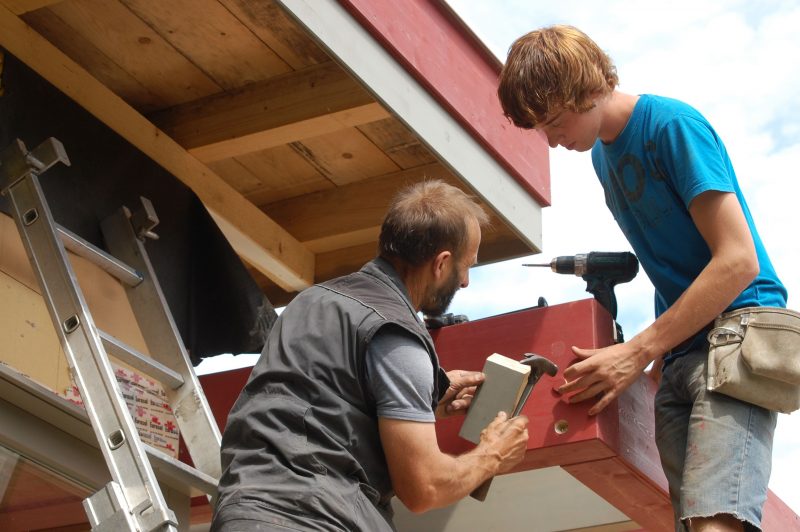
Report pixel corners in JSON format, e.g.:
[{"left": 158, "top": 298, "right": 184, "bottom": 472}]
[{"left": 520, "top": 353, "right": 558, "bottom": 379}]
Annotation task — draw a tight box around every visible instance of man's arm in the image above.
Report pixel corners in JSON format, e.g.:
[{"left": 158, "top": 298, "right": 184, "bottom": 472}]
[
  {"left": 559, "top": 190, "right": 758, "bottom": 414},
  {"left": 379, "top": 411, "right": 528, "bottom": 513}
]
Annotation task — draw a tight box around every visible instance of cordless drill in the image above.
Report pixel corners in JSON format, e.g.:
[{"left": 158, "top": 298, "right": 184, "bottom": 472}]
[{"left": 524, "top": 252, "right": 639, "bottom": 342}]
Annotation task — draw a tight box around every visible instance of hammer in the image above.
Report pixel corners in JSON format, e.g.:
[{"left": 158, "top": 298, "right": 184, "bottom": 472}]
[{"left": 470, "top": 353, "right": 558, "bottom": 501}]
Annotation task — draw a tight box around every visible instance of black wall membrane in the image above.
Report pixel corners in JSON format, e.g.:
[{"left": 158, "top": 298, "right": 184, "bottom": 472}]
[{"left": 0, "top": 50, "right": 276, "bottom": 363}]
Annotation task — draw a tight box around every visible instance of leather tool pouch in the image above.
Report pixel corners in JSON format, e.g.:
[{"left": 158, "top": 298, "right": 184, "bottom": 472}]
[{"left": 707, "top": 306, "right": 800, "bottom": 413}]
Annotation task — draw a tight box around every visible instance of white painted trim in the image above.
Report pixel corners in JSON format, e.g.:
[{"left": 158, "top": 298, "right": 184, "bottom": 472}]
[{"left": 275, "top": 0, "right": 543, "bottom": 252}]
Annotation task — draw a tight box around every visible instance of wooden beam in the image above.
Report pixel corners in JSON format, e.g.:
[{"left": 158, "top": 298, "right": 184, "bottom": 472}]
[
  {"left": 151, "top": 60, "right": 390, "bottom": 163},
  {"left": 251, "top": 222, "right": 534, "bottom": 310},
  {"left": 262, "top": 163, "right": 533, "bottom": 257},
  {"left": 0, "top": 0, "right": 60, "bottom": 15},
  {"left": 0, "top": 4, "right": 313, "bottom": 291},
  {"left": 262, "top": 163, "right": 460, "bottom": 247}
]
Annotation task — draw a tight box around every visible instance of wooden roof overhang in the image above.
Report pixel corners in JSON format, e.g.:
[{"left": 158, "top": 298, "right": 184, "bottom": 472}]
[{"left": 0, "top": 0, "right": 549, "bottom": 305}]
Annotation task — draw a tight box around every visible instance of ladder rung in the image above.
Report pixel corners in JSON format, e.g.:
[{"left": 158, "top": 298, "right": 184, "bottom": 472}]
[
  {"left": 145, "top": 445, "right": 217, "bottom": 498},
  {"left": 0, "top": 362, "right": 215, "bottom": 499},
  {"left": 99, "top": 330, "right": 185, "bottom": 390},
  {"left": 57, "top": 224, "right": 143, "bottom": 287}
]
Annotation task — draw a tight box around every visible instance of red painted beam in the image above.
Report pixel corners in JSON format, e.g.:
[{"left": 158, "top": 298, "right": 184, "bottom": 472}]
[
  {"left": 430, "top": 299, "right": 798, "bottom": 530},
  {"left": 336, "top": 0, "right": 550, "bottom": 206},
  {"left": 195, "top": 300, "right": 799, "bottom": 529},
  {"left": 431, "top": 299, "right": 672, "bottom": 529}
]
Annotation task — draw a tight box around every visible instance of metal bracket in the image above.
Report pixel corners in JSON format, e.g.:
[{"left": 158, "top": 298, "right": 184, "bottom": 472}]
[
  {"left": 83, "top": 481, "right": 178, "bottom": 532},
  {"left": 0, "top": 137, "right": 70, "bottom": 193},
  {"left": 83, "top": 482, "right": 139, "bottom": 532},
  {"left": 128, "top": 196, "right": 160, "bottom": 241}
]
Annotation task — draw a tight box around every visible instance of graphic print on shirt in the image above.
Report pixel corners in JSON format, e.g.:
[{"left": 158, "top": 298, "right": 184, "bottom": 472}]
[{"left": 603, "top": 139, "right": 675, "bottom": 235}]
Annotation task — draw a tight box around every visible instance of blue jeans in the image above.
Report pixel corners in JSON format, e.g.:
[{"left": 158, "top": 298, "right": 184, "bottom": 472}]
[{"left": 655, "top": 349, "right": 777, "bottom": 531}]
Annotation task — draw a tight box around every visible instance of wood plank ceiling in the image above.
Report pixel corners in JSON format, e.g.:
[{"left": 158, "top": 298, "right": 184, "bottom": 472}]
[{"left": 6, "top": 0, "right": 533, "bottom": 306}]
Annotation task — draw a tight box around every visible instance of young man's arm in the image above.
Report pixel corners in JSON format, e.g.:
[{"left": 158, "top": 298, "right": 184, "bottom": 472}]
[
  {"left": 379, "top": 410, "right": 528, "bottom": 513},
  {"left": 558, "top": 190, "right": 758, "bottom": 414}
]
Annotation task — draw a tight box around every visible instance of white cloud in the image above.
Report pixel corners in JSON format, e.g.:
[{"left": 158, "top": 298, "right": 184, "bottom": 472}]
[{"left": 447, "top": 0, "right": 800, "bottom": 516}]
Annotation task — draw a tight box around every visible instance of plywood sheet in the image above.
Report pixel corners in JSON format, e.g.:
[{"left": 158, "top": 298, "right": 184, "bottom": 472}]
[{"left": 0, "top": 213, "right": 149, "bottom": 395}]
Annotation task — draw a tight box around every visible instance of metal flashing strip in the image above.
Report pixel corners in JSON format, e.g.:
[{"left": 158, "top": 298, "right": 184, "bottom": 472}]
[{"left": 276, "top": 0, "right": 543, "bottom": 252}]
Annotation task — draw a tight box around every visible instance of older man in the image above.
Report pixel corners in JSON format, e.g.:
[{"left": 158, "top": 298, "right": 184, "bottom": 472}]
[{"left": 212, "top": 180, "right": 530, "bottom": 531}]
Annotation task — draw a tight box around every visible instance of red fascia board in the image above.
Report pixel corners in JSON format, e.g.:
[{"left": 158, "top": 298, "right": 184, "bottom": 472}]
[
  {"left": 430, "top": 299, "right": 652, "bottom": 474},
  {"left": 196, "top": 299, "right": 798, "bottom": 528},
  {"left": 337, "top": 0, "right": 551, "bottom": 206}
]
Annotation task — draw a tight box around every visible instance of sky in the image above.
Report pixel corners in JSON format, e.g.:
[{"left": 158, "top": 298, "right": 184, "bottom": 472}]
[{"left": 197, "top": 0, "right": 800, "bottom": 517}]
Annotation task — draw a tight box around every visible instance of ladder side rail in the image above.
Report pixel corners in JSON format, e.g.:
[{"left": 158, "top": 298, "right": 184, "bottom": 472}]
[
  {"left": 6, "top": 172, "right": 177, "bottom": 532},
  {"left": 101, "top": 208, "right": 222, "bottom": 479}
]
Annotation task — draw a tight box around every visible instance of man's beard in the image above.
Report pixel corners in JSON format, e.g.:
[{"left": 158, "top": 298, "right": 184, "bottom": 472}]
[{"left": 421, "top": 268, "right": 461, "bottom": 316}]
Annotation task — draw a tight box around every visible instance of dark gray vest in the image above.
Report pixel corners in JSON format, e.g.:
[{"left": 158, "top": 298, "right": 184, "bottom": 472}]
[{"left": 215, "top": 259, "right": 448, "bottom": 531}]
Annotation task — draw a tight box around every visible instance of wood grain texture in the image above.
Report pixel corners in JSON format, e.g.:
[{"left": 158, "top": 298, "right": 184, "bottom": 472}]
[
  {"left": 122, "top": 0, "right": 292, "bottom": 90},
  {"left": 44, "top": 0, "right": 222, "bottom": 108},
  {"left": 220, "top": 0, "right": 329, "bottom": 70},
  {"left": 0, "top": 4, "right": 314, "bottom": 291},
  {"left": 458, "top": 354, "right": 530, "bottom": 444},
  {"left": 151, "top": 60, "right": 389, "bottom": 161}
]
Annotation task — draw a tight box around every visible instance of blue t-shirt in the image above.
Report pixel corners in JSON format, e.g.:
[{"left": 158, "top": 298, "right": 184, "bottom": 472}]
[{"left": 592, "top": 95, "right": 787, "bottom": 360}]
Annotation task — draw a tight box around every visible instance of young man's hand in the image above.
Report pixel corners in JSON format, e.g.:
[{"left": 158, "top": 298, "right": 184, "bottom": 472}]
[
  {"left": 435, "top": 369, "right": 484, "bottom": 418},
  {"left": 557, "top": 342, "right": 651, "bottom": 415}
]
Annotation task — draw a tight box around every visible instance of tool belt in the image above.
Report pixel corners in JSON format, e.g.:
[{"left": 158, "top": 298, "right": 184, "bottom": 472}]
[{"left": 706, "top": 307, "right": 800, "bottom": 413}]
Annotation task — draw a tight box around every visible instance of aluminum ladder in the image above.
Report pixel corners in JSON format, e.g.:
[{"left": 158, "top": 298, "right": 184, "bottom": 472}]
[{"left": 0, "top": 137, "right": 221, "bottom": 531}]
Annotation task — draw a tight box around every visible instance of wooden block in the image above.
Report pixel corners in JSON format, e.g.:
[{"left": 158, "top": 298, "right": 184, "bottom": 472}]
[{"left": 458, "top": 353, "right": 530, "bottom": 444}]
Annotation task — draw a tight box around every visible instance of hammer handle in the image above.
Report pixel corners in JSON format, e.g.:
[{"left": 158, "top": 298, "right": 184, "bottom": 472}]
[
  {"left": 470, "top": 476, "right": 493, "bottom": 501},
  {"left": 469, "top": 360, "right": 556, "bottom": 502}
]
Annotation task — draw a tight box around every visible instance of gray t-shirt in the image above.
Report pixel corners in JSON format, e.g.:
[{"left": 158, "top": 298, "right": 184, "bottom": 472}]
[{"left": 365, "top": 327, "right": 436, "bottom": 422}]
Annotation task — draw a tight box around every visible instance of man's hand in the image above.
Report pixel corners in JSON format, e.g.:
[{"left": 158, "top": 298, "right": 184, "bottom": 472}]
[
  {"left": 436, "top": 369, "right": 484, "bottom": 418},
  {"left": 557, "top": 342, "right": 650, "bottom": 416},
  {"left": 477, "top": 411, "right": 529, "bottom": 474}
]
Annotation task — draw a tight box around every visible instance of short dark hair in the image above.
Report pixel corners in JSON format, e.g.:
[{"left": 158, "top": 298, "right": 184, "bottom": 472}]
[
  {"left": 498, "top": 25, "right": 618, "bottom": 129},
  {"left": 379, "top": 180, "right": 488, "bottom": 266}
]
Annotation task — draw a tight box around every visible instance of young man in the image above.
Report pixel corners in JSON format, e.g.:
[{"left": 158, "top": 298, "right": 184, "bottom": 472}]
[
  {"left": 498, "top": 25, "right": 787, "bottom": 532},
  {"left": 212, "top": 180, "right": 530, "bottom": 532}
]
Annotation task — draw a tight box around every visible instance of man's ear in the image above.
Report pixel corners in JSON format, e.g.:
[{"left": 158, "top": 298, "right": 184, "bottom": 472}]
[{"left": 431, "top": 250, "right": 452, "bottom": 280}]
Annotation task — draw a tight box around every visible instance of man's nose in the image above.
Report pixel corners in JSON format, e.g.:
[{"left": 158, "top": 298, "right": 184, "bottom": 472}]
[{"left": 460, "top": 271, "right": 470, "bottom": 289}]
